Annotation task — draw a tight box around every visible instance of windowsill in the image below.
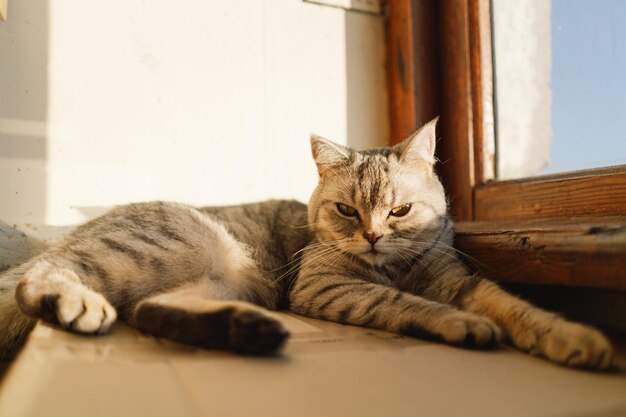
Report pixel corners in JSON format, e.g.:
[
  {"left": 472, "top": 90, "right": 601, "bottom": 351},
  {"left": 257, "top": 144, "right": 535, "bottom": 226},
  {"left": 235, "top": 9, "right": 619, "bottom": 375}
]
[
  {"left": 454, "top": 216, "right": 626, "bottom": 290},
  {"left": 2, "top": 319, "right": 626, "bottom": 416}
]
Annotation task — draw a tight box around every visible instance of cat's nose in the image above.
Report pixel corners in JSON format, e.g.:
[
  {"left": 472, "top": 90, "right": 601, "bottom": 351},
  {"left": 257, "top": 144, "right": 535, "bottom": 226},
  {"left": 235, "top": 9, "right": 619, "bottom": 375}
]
[{"left": 363, "top": 231, "right": 383, "bottom": 245}]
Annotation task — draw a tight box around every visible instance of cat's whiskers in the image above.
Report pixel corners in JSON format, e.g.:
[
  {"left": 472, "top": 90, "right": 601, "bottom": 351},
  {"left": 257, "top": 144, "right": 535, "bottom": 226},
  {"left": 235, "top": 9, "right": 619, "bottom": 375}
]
[
  {"left": 423, "top": 241, "right": 484, "bottom": 269},
  {"left": 282, "top": 248, "right": 347, "bottom": 293},
  {"left": 288, "top": 239, "right": 343, "bottom": 262},
  {"left": 406, "top": 240, "right": 483, "bottom": 269},
  {"left": 268, "top": 239, "right": 347, "bottom": 287},
  {"left": 383, "top": 238, "right": 449, "bottom": 268},
  {"left": 399, "top": 242, "right": 457, "bottom": 265},
  {"left": 394, "top": 246, "right": 438, "bottom": 275},
  {"left": 390, "top": 247, "right": 415, "bottom": 270},
  {"left": 284, "top": 248, "right": 346, "bottom": 296}
]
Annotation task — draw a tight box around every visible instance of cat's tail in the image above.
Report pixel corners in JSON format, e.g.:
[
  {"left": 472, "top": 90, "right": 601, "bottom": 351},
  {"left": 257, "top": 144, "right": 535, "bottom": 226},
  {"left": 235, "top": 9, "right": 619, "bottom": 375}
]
[{"left": 0, "top": 261, "right": 37, "bottom": 359}]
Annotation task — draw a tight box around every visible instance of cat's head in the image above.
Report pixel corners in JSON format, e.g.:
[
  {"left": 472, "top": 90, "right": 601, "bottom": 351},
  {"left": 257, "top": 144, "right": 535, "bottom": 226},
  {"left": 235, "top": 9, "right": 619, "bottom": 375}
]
[{"left": 308, "top": 117, "right": 448, "bottom": 266}]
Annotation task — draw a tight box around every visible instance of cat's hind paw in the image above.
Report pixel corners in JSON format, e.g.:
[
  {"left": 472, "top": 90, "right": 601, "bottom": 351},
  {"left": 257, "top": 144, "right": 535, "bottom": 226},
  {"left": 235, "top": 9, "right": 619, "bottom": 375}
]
[
  {"left": 228, "top": 310, "right": 290, "bottom": 355},
  {"left": 134, "top": 299, "right": 289, "bottom": 355}
]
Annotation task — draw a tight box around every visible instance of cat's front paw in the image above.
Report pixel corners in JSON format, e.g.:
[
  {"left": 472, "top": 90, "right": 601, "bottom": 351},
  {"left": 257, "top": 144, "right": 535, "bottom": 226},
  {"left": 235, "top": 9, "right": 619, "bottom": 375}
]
[
  {"left": 534, "top": 321, "right": 613, "bottom": 370},
  {"left": 402, "top": 310, "right": 502, "bottom": 349},
  {"left": 50, "top": 290, "right": 117, "bottom": 334},
  {"left": 438, "top": 311, "right": 503, "bottom": 349},
  {"left": 16, "top": 270, "right": 117, "bottom": 334}
]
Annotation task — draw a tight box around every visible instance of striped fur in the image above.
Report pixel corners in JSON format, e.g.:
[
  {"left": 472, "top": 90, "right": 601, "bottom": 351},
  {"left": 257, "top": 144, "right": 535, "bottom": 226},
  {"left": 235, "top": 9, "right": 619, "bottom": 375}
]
[
  {"left": 0, "top": 118, "right": 614, "bottom": 368},
  {"left": 291, "top": 119, "right": 613, "bottom": 368},
  {"left": 1, "top": 200, "right": 309, "bottom": 356}
]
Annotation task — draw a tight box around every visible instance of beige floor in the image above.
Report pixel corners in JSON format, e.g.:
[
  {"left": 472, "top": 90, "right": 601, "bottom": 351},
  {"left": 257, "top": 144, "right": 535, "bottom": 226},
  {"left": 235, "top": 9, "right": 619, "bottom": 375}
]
[{"left": 1, "top": 314, "right": 625, "bottom": 417}]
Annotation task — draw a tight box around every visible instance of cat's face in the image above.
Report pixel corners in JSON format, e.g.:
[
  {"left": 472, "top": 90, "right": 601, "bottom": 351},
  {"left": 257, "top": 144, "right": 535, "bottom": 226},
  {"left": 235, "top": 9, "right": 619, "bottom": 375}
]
[{"left": 308, "top": 118, "right": 448, "bottom": 266}]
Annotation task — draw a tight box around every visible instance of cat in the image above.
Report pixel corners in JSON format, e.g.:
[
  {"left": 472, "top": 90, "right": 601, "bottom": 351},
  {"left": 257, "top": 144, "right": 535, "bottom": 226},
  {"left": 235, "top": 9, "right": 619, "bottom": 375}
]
[{"left": 0, "top": 118, "right": 613, "bottom": 368}]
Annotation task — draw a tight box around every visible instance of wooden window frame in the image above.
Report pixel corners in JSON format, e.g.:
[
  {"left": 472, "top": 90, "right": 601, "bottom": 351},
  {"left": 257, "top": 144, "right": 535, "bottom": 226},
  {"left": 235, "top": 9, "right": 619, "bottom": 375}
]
[{"left": 384, "top": 0, "right": 626, "bottom": 291}]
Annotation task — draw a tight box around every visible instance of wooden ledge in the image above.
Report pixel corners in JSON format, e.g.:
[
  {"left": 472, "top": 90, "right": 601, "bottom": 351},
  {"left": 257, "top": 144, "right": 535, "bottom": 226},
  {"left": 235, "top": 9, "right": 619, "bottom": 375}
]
[
  {"left": 454, "top": 217, "right": 626, "bottom": 291},
  {"left": 474, "top": 166, "right": 626, "bottom": 221}
]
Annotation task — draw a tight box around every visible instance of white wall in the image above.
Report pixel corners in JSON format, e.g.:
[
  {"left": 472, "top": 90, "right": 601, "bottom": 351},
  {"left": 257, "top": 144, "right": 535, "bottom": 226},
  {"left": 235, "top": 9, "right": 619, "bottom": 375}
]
[{"left": 0, "top": 0, "right": 388, "bottom": 225}]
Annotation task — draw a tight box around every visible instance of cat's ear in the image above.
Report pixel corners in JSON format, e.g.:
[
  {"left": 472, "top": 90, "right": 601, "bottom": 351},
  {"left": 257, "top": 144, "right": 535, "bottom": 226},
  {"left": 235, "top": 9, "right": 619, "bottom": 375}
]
[
  {"left": 310, "top": 134, "right": 351, "bottom": 177},
  {"left": 394, "top": 117, "right": 438, "bottom": 171}
]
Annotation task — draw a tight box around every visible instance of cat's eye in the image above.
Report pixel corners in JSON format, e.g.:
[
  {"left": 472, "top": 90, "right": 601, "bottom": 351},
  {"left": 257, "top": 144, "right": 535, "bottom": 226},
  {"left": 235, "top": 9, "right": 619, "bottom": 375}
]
[
  {"left": 336, "top": 203, "right": 358, "bottom": 217},
  {"left": 389, "top": 203, "right": 412, "bottom": 217}
]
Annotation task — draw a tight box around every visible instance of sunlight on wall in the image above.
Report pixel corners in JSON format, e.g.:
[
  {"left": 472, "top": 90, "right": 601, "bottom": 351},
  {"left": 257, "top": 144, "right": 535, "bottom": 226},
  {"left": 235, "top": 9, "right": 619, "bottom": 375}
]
[{"left": 1, "top": 0, "right": 388, "bottom": 225}]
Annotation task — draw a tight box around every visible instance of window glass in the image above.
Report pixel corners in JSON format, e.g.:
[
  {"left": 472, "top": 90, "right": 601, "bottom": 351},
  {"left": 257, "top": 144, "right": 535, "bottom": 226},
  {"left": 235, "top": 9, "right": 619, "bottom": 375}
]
[{"left": 493, "top": 0, "right": 626, "bottom": 179}]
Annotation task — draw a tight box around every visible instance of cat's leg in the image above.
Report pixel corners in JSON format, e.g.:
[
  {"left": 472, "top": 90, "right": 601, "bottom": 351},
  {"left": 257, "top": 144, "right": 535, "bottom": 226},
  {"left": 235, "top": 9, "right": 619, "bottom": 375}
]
[
  {"left": 15, "top": 258, "right": 117, "bottom": 334},
  {"left": 288, "top": 271, "right": 502, "bottom": 348},
  {"left": 416, "top": 259, "right": 613, "bottom": 369},
  {"left": 132, "top": 282, "right": 289, "bottom": 355},
  {"left": 461, "top": 279, "right": 613, "bottom": 369}
]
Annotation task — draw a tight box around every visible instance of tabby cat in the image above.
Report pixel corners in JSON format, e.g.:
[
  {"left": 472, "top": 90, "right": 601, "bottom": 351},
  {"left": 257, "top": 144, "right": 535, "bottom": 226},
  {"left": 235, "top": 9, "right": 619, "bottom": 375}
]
[{"left": 0, "top": 118, "right": 613, "bottom": 368}]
